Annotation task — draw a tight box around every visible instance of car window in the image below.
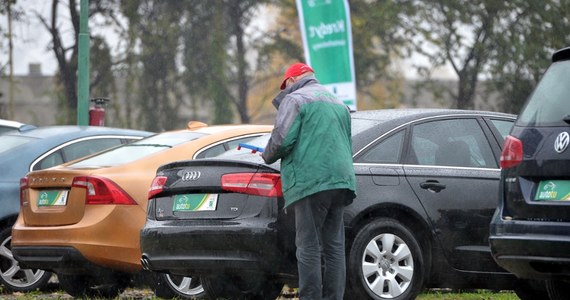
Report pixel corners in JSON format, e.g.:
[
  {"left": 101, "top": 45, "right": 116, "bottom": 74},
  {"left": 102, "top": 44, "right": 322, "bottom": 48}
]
[
  {"left": 517, "top": 61, "right": 570, "bottom": 126},
  {"left": 34, "top": 151, "right": 64, "bottom": 171},
  {"left": 69, "top": 131, "right": 206, "bottom": 168},
  {"left": 356, "top": 130, "right": 404, "bottom": 164},
  {"left": 409, "top": 118, "right": 497, "bottom": 168},
  {"left": 219, "top": 134, "right": 270, "bottom": 157},
  {"left": 489, "top": 119, "right": 514, "bottom": 141},
  {"left": 62, "top": 138, "right": 123, "bottom": 161},
  {"left": 195, "top": 136, "right": 257, "bottom": 159},
  {"left": 33, "top": 138, "right": 124, "bottom": 171}
]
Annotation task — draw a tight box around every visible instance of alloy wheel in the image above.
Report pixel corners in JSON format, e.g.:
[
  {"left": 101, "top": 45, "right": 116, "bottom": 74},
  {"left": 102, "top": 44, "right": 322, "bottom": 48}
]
[
  {"left": 165, "top": 274, "right": 205, "bottom": 297},
  {"left": 0, "top": 234, "right": 51, "bottom": 291},
  {"left": 361, "top": 233, "right": 414, "bottom": 298}
]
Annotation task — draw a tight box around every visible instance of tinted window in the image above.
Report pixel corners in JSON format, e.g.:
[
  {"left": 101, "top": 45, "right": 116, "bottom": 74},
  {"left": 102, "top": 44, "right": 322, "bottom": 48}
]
[
  {"left": 69, "top": 131, "right": 205, "bottom": 167},
  {"left": 195, "top": 136, "right": 258, "bottom": 159},
  {"left": 33, "top": 138, "right": 124, "bottom": 171},
  {"left": 489, "top": 119, "right": 514, "bottom": 140},
  {"left": 63, "top": 138, "right": 122, "bottom": 161},
  {"left": 357, "top": 131, "right": 404, "bottom": 164},
  {"left": 219, "top": 134, "right": 270, "bottom": 158},
  {"left": 517, "top": 61, "right": 570, "bottom": 126},
  {"left": 409, "top": 119, "right": 497, "bottom": 168},
  {"left": 34, "top": 151, "right": 64, "bottom": 171}
]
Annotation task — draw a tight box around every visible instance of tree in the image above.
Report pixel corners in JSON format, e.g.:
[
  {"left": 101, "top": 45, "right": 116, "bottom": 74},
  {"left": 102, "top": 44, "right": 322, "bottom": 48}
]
[
  {"left": 410, "top": 0, "right": 504, "bottom": 109},
  {"left": 409, "top": 0, "right": 570, "bottom": 111},
  {"left": 0, "top": 0, "right": 24, "bottom": 119},
  {"left": 121, "top": 0, "right": 184, "bottom": 131},
  {"left": 181, "top": 0, "right": 270, "bottom": 124},
  {"left": 488, "top": 0, "right": 570, "bottom": 113},
  {"left": 262, "top": 0, "right": 418, "bottom": 109},
  {"left": 37, "top": 0, "right": 119, "bottom": 124}
]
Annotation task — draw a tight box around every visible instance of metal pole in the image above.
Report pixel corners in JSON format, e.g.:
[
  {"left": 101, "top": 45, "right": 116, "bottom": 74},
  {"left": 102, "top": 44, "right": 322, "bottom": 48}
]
[
  {"left": 77, "top": 0, "right": 90, "bottom": 125},
  {"left": 7, "top": 0, "right": 14, "bottom": 119}
]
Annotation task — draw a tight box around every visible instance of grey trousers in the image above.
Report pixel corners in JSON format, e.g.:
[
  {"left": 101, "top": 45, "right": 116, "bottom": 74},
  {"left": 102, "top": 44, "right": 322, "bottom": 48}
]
[{"left": 293, "top": 189, "right": 348, "bottom": 300}]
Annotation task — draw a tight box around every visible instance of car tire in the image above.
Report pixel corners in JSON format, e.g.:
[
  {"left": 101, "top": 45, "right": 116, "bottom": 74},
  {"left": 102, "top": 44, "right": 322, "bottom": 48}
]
[
  {"left": 0, "top": 226, "right": 52, "bottom": 292},
  {"left": 513, "top": 279, "right": 547, "bottom": 300},
  {"left": 202, "top": 273, "right": 282, "bottom": 300},
  {"left": 347, "top": 218, "right": 425, "bottom": 300},
  {"left": 150, "top": 272, "right": 205, "bottom": 299},
  {"left": 57, "top": 273, "right": 127, "bottom": 298},
  {"left": 546, "top": 279, "right": 570, "bottom": 300}
]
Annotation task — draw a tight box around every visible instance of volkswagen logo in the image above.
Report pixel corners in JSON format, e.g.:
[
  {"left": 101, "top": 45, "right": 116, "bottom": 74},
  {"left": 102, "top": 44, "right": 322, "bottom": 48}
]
[
  {"left": 182, "top": 171, "right": 201, "bottom": 181},
  {"left": 554, "top": 132, "right": 569, "bottom": 153}
]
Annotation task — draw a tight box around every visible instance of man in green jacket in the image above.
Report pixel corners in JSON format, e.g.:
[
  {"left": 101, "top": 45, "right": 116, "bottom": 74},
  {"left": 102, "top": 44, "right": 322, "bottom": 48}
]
[{"left": 262, "top": 62, "right": 356, "bottom": 300}]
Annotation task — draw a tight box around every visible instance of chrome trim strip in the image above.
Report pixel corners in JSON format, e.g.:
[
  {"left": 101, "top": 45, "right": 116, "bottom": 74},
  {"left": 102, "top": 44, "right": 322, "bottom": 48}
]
[{"left": 353, "top": 162, "right": 499, "bottom": 172}]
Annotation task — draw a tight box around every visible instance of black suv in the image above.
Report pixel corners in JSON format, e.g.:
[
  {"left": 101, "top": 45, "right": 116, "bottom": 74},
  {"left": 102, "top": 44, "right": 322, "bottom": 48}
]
[{"left": 489, "top": 47, "right": 570, "bottom": 300}]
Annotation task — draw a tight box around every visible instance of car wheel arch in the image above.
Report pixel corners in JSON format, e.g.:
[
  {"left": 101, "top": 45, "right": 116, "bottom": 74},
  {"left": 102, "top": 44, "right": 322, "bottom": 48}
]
[
  {"left": 0, "top": 215, "right": 18, "bottom": 230},
  {"left": 346, "top": 204, "right": 434, "bottom": 274}
]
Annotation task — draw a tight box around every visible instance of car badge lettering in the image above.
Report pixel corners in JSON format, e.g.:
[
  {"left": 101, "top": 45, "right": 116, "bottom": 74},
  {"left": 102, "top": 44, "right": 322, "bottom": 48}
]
[
  {"left": 554, "top": 132, "right": 569, "bottom": 153},
  {"left": 182, "top": 171, "right": 201, "bottom": 181}
]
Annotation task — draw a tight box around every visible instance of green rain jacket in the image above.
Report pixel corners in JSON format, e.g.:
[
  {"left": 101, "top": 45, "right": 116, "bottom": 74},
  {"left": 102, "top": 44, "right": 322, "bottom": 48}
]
[{"left": 262, "top": 75, "right": 356, "bottom": 208}]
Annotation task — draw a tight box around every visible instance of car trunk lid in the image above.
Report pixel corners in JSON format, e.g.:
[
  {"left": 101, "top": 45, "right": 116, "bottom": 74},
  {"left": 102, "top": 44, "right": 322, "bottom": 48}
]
[
  {"left": 151, "top": 159, "right": 280, "bottom": 220},
  {"left": 21, "top": 169, "right": 89, "bottom": 226},
  {"left": 504, "top": 126, "right": 570, "bottom": 221}
]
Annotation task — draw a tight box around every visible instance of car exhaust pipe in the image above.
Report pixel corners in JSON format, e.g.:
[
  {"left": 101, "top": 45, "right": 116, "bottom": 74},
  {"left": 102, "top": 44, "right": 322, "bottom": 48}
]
[{"left": 140, "top": 255, "right": 151, "bottom": 271}]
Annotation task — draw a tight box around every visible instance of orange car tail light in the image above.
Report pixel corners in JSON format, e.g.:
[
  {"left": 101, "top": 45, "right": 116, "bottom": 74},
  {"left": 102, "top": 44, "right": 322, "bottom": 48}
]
[
  {"left": 500, "top": 135, "right": 523, "bottom": 169},
  {"left": 221, "top": 173, "right": 283, "bottom": 197},
  {"left": 72, "top": 176, "right": 137, "bottom": 205},
  {"left": 19, "top": 177, "right": 28, "bottom": 207},
  {"left": 148, "top": 176, "right": 167, "bottom": 200}
]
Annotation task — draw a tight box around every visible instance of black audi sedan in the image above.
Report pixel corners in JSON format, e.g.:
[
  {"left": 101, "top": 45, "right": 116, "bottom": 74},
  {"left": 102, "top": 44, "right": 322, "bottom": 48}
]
[
  {"left": 490, "top": 47, "right": 570, "bottom": 300},
  {"left": 141, "top": 109, "right": 522, "bottom": 300}
]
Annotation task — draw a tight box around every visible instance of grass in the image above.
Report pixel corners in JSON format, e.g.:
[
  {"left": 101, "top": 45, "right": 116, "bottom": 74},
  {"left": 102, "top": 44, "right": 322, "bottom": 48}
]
[
  {"left": 0, "top": 286, "right": 519, "bottom": 299},
  {"left": 417, "top": 289, "right": 518, "bottom": 300}
]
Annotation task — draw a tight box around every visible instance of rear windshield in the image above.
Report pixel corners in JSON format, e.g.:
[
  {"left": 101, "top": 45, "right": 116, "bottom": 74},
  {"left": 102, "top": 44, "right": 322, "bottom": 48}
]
[
  {"left": 517, "top": 61, "right": 570, "bottom": 126},
  {"left": 0, "top": 135, "right": 37, "bottom": 155},
  {"left": 69, "top": 131, "right": 207, "bottom": 167}
]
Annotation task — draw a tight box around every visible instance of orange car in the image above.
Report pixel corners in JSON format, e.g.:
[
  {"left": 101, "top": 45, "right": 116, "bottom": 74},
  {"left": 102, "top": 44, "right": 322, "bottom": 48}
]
[{"left": 12, "top": 122, "right": 272, "bottom": 299}]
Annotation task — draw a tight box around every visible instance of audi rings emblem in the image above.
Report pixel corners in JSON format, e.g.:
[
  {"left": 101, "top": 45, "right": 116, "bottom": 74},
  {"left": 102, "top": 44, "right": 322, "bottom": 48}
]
[
  {"left": 182, "top": 171, "right": 201, "bottom": 181},
  {"left": 554, "top": 132, "right": 569, "bottom": 153}
]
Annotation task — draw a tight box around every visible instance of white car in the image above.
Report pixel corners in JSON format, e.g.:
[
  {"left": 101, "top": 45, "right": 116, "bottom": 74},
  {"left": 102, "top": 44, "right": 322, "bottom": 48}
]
[{"left": 0, "top": 119, "right": 35, "bottom": 135}]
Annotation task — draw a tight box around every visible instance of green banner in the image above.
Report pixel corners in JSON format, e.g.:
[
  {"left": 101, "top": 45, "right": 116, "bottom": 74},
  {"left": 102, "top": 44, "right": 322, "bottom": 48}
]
[{"left": 296, "top": 0, "right": 357, "bottom": 110}]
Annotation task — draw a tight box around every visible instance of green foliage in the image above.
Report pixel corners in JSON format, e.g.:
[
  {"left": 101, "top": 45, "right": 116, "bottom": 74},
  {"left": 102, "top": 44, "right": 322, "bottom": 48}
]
[
  {"left": 121, "top": 1, "right": 184, "bottom": 131},
  {"left": 487, "top": 0, "right": 570, "bottom": 113}
]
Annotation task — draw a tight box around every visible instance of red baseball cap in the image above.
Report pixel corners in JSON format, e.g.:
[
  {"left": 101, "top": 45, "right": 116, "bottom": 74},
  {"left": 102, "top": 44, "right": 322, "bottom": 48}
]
[{"left": 280, "top": 63, "right": 315, "bottom": 90}]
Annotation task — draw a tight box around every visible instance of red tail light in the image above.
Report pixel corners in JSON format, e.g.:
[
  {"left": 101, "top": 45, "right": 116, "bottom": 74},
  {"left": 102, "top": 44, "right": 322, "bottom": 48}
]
[
  {"left": 148, "top": 176, "right": 167, "bottom": 200},
  {"left": 20, "top": 177, "right": 28, "bottom": 206},
  {"left": 500, "top": 135, "right": 523, "bottom": 169},
  {"left": 72, "top": 176, "right": 137, "bottom": 205},
  {"left": 221, "top": 173, "right": 283, "bottom": 197}
]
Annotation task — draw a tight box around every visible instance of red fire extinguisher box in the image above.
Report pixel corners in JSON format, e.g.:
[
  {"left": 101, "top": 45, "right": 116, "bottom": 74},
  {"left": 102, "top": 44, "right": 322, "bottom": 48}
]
[{"left": 89, "top": 98, "right": 110, "bottom": 126}]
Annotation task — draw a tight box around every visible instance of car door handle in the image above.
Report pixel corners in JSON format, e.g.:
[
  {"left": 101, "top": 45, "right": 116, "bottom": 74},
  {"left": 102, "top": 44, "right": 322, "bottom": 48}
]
[{"left": 420, "top": 180, "right": 446, "bottom": 193}]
